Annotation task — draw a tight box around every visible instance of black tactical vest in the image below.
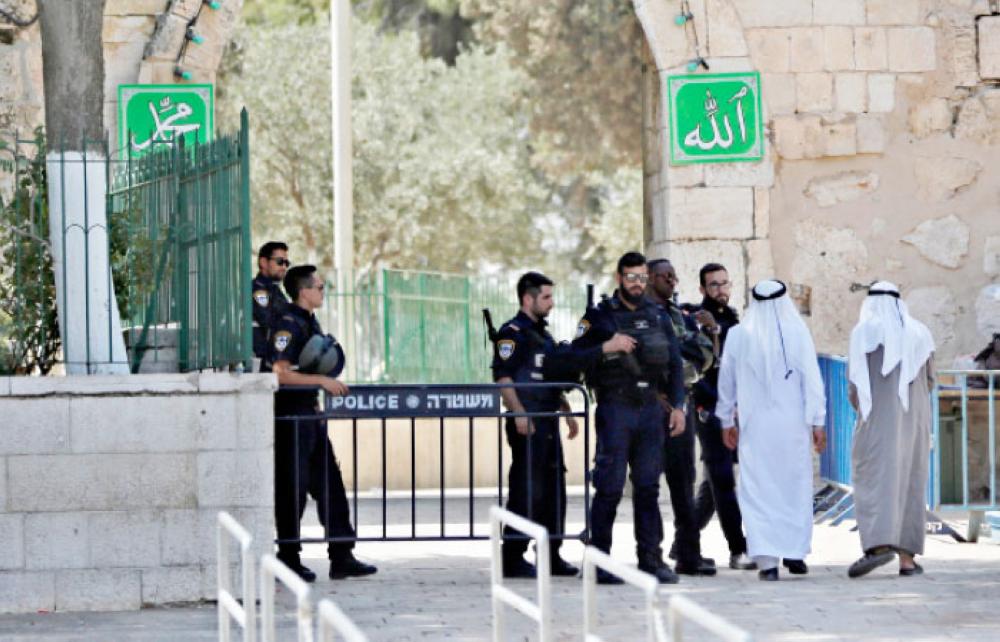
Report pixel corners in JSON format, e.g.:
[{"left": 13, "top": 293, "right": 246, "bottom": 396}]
[
  {"left": 510, "top": 326, "right": 562, "bottom": 412},
  {"left": 593, "top": 301, "right": 671, "bottom": 400}
]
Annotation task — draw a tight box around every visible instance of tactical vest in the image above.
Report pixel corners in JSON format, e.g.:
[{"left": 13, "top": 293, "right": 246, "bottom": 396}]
[
  {"left": 593, "top": 301, "right": 671, "bottom": 399},
  {"left": 508, "top": 325, "right": 562, "bottom": 412}
]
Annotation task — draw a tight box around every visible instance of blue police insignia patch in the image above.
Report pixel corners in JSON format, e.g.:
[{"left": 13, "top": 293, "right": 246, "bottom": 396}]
[
  {"left": 498, "top": 339, "right": 515, "bottom": 360},
  {"left": 273, "top": 330, "right": 292, "bottom": 352},
  {"left": 576, "top": 319, "right": 590, "bottom": 338},
  {"left": 254, "top": 289, "right": 270, "bottom": 306}
]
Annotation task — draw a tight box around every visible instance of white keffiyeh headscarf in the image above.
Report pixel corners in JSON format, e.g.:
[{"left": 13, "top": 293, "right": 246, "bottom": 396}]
[{"left": 848, "top": 281, "right": 936, "bottom": 421}]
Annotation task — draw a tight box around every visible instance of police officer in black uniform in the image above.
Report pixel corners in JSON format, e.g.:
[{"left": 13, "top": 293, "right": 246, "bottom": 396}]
[
  {"left": 252, "top": 241, "right": 291, "bottom": 370},
  {"left": 269, "top": 264, "right": 376, "bottom": 582},
  {"left": 492, "top": 272, "right": 635, "bottom": 579},
  {"left": 572, "top": 252, "right": 686, "bottom": 585}
]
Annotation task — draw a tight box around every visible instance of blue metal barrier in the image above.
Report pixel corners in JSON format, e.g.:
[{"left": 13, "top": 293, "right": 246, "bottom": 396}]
[{"left": 818, "top": 355, "right": 856, "bottom": 487}]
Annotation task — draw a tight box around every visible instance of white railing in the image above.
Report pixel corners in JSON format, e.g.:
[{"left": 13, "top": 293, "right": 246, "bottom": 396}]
[
  {"left": 316, "top": 599, "right": 369, "bottom": 642},
  {"left": 581, "top": 546, "right": 664, "bottom": 642},
  {"left": 217, "top": 511, "right": 258, "bottom": 642},
  {"left": 665, "top": 595, "right": 753, "bottom": 642},
  {"left": 489, "top": 506, "right": 552, "bottom": 642},
  {"left": 260, "top": 554, "right": 314, "bottom": 642}
]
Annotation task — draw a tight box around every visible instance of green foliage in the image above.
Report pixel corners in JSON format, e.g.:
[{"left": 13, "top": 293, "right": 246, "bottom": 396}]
[{"left": 0, "top": 129, "right": 60, "bottom": 374}]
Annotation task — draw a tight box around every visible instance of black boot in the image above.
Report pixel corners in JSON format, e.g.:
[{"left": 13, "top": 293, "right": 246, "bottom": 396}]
[
  {"left": 782, "top": 559, "right": 808, "bottom": 575},
  {"left": 277, "top": 553, "right": 317, "bottom": 583},
  {"left": 329, "top": 553, "right": 377, "bottom": 579},
  {"left": 637, "top": 550, "right": 680, "bottom": 585}
]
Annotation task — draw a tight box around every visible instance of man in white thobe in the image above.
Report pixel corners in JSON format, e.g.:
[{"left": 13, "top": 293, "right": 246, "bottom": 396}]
[
  {"left": 717, "top": 280, "right": 827, "bottom": 581},
  {"left": 847, "top": 282, "right": 935, "bottom": 578}
]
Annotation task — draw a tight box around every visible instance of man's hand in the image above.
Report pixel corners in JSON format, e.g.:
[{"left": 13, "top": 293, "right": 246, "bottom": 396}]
[
  {"left": 669, "top": 408, "right": 686, "bottom": 436},
  {"left": 694, "top": 309, "right": 718, "bottom": 332},
  {"left": 602, "top": 333, "right": 637, "bottom": 354},
  {"left": 320, "top": 377, "right": 349, "bottom": 396},
  {"left": 515, "top": 416, "right": 534, "bottom": 436},
  {"left": 812, "top": 426, "right": 827, "bottom": 453},
  {"left": 722, "top": 426, "right": 739, "bottom": 450},
  {"left": 566, "top": 416, "right": 580, "bottom": 440}
]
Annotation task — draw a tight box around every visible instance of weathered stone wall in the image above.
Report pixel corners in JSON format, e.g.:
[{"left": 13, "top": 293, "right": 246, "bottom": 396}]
[
  {"left": 0, "top": 0, "right": 241, "bottom": 164},
  {"left": 0, "top": 373, "right": 274, "bottom": 614},
  {"left": 638, "top": 0, "right": 1000, "bottom": 364}
]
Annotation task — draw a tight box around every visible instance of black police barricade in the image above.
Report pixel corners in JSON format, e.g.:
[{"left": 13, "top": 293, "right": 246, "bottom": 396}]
[{"left": 274, "top": 382, "right": 591, "bottom": 548}]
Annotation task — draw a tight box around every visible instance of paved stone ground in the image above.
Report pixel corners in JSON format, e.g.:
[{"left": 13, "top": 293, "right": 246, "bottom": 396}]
[{"left": 1, "top": 494, "right": 998, "bottom": 641}]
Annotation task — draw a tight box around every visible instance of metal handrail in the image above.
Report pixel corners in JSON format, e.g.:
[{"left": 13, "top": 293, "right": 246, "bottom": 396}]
[
  {"left": 665, "top": 595, "right": 753, "bottom": 642},
  {"left": 316, "top": 599, "right": 368, "bottom": 642},
  {"left": 260, "top": 554, "right": 314, "bottom": 642},
  {"left": 581, "top": 546, "right": 663, "bottom": 642},
  {"left": 489, "top": 506, "right": 552, "bottom": 642},
  {"left": 217, "top": 512, "right": 257, "bottom": 642}
]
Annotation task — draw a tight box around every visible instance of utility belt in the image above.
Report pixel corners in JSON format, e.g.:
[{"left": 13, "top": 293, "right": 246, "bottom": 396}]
[{"left": 595, "top": 380, "right": 659, "bottom": 407}]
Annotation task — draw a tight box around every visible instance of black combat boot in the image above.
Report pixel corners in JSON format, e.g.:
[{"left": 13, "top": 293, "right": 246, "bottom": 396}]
[{"left": 637, "top": 550, "right": 680, "bottom": 584}]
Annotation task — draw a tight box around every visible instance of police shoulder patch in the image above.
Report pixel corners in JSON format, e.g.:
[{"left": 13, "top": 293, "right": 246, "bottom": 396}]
[
  {"left": 497, "top": 339, "right": 516, "bottom": 360},
  {"left": 575, "top": 319, "right": 590, "bottom": 338},
  {"left": 273, "top": 330, "right": 292, "bottom": 352},
  {"left": 253, "top": 289, "right": 270, "bottom": 307}
]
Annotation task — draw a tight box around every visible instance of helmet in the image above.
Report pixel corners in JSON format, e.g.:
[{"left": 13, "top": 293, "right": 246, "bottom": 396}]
[{"left": 298, "top": 334, "right": 345, "bottom": 378}]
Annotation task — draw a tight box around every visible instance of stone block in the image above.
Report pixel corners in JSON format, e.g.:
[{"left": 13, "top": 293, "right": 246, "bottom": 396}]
[
  {"left": 663, "top": 239, "right": 748, "bottom": 310},
  {"left": 105, "top": 0, "right": 172, "bottom": 15},
  {"left": 854, "top": 28, "right": 887, "bottom": 71},
  {"left": 701, "top": 56, "right": 754, "bottom": 72},
  {"left": 754, "top": 187, "right": 770, "bottom": 238},
  {"left": 731, "top": 0, "right": 812, "bottom": 27},
  {"left": 984, "top": 236, "right": 1000, "bottom": 277},
  {"left": 101, "top": 15, "right": 156, "bottom": 44},
  {"left": 796, "top": 73, "right": 834, "bottom": 112},
  {"left": 856, "top": 114, "right": 888, "bottom": 153},
  {"left": 665, "top": 163, "right": 705, "bottom": 188},
  {"left": 976, "top": 285, "right": 1000, "bottom": 338},
  {"left": 0, "top": 571, "right": 55, "bottom": 614},
  {"left": 746, "top": 29, "right": 790, "bottom": 72},
  {"left": 773, "top": 114, "right": 824, "bottom": 160},
  {"left": 8, "top": 373, "right": 197, "bottom": 396},
  {"left": 0, "top": 514, "right": 23, "bottom": 570},
  {"left": 56, "top": 569, "right": 141, "bottom": 612},
  {"left": 89, "top": 511, "right": 162, "bottom": 568},
  {"left": 908, "top": 98, "right": 953, "bottom": 138},
  {"left": 887, "top": 27, "right": 936, "bottom": 72},
  {"left": 170, "top": 0, "right": 203, "bottom": 20},
  {"left": 813, "top": 0, "right": 864, "bottom": 25},
  {"left": 8, "top": 454, "right": 197, "bottom": 512},
  {"left": 834, "top": 73, "right": 866, "bottom": 112},
  {"left": 867, "top": 0, "right": 922, "bottom": 26},
  {"left": 762, "top": 73, "right": 796, "bottom": 115},
  {"left": 143, "top": 12, "right": 188, "bottom": 61},
  {"left": 0, "top": 458, "right": 6, "bottom": 511},
  {"left": 704, "top": 150, "right": 775, "bottom": 187},
  {"left": 0, "top": 398, "right": 70, "bottom": 455},
  {"left": 906, "top": 287, "right": 957, "bottom": 356},
  {"left": 707, "top": 0, "right": 748, "bottom": 57},
  {"left": 197, "top": 449, "right": 273, "bottom": 508},
  {"left": 913, "top": 156, "right": 981, "bottom": 201},
  {"left": 24, "top": 512, "right": 89, "bottom": 571},
  {"left": 103, "top": 40, "right": 145, "bottom": 94},
  {"left": 867, "top": 74, "right": 896, "bottom": 112},
  {"left": 140, "top": 565, "right": 207, "bottom": 605},
  {"left": 824, "top": 26, "right": 855, "bottom": 71},
  {"left": 666, "top": 187, "right": 754, "bottom": 240},
  {"left": 70, "top": 394, "right": 238, "bottom": 453},
  {"left": 804, "top": 171, "right": 879, "bottom": 207},
  {"left": 902, "top": 215, "right": 970, "bottom": 269},
  {"left": 635, "top": 0, "right": 694, "bottom": 70},
  {"left": 789, "top": 28, "right": 826, "bottom": 72},
  {"left": 954, "top": 97, "right": 993, "bottom": 143},
  {"left": 160, "top": 509, "right": 220, "bottom": 566},
  {"left": 746, "top": 239, "right": 776, "bottom": 288},
  {"left": 980, "top": 16, "right": 1000, "bottom": 79}
]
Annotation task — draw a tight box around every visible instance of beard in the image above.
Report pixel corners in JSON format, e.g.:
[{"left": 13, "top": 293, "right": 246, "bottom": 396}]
[{"left": 620, "top": 286, "right": 645, "bottom": 306}]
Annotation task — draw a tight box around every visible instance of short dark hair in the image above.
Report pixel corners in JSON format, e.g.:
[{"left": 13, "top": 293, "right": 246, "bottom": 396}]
[
  {"left": 516, "top": 271, "right": 553, "bottom": 302},
  {"left": 617, "top": 251, "right": 646, "bottom": 274},
  {"left": 699, "top": 262, "right": 727, "bottom": 287},
  {"left": 647, "top": 258, "right": 672, "bottom": 273},
  {"left": 284, "top": 264, "right": 318, "bottom": 300},
  {"left": 258, "top": 241, "right": 288, "bottom": 260}
]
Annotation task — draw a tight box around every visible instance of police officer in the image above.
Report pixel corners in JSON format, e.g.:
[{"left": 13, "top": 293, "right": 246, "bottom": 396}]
[
  {"left": 572, "top": 252, "right": 686, "bottom": 585},
  {"left": 685, "top": 262, "right": 755, "bottom": 571},
  {"left": 252, "top": 241, "right": 291, "bottom": 370},
  {"left": 646, "top": 259, "right": 717, "bottom": 577},
  {"left": 492, "top": 272, "right": 635, "bottom": 578},
  {"left": 269, "top": 264, "right": 376, "bottom": 581}
]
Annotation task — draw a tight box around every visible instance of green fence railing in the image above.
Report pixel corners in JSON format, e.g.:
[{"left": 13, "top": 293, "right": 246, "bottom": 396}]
[{"left": 319, "top": 268, "right": 589, "bottom": 384}]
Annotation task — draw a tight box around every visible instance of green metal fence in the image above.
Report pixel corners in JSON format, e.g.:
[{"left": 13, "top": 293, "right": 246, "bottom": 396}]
[
  {"left": 320, "top": 268, "right": 589, "bottom": 384},
  {"left": 0, "top": 110, "right": 252, "bottom": 374}
]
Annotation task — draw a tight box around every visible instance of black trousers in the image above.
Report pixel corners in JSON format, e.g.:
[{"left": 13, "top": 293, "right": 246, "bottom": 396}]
[
  {"left": 502, "top": 416, "right": 567, "bottom": 561},
  {"left": 274, "top": 410, "right": 355, "bottom": 561},
  {"left": 694, "top": 411, "right": 747, "bottom": 556},
  {"left": 662, "top": 410, "right": 701, "bottom": 566}
]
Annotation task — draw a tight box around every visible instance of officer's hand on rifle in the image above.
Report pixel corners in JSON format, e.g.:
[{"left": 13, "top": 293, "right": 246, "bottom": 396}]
[
  {"left": 602, "top": 333, "right": 637, "bottom": 354},
  {"left": 319, "top": 377, "right": 349, "bottom": 396}
]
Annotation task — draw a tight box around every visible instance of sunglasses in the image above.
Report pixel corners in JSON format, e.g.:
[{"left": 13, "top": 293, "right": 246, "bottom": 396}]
[
  {"left": 622, "top": 273, "right": 649, "bottom": 284},
  {"left": 270, "top": 257, "right": 291, "bottom": 267}
]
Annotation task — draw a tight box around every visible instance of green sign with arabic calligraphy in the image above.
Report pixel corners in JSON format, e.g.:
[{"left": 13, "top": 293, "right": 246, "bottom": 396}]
[
  {"left": 667, "top": 72, "right": 763, "bottom": 165},
  {"left": 118, "top": 84, "right": 214, "bottom": 157}
]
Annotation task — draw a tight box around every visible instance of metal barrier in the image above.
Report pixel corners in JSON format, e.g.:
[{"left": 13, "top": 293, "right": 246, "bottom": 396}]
[
  {"left": 316, "top": 599, "right": 368, "bottom": 642},
  {"left": 274, "top": 382, "right": 591, "bottom": 548},
  {"left": 665, "top": 595, "right": 753, "bottom": 642},
  {"left": 260, "top": 554, "right": 314, "bottom": 642},
  {"left": 489, "top": 506, "right": 552, "bottom": 642},
  {"left": 217, "top": 512, "right": 257, "bottom": 642},
  {"left": 814, "top": 355, "right": 858, "bottom": 525},
  {"left": 581, "top": 546, "right": 664, "bottom": 642}
]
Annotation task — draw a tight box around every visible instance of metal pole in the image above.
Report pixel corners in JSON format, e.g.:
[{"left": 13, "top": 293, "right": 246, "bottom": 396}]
[{"left": 331, "top": 0, "right": 354, "bottom": 345}]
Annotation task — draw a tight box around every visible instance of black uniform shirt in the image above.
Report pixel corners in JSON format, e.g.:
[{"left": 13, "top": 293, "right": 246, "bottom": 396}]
[
  {"left": 490, "top": 311, "right": 552, "bottom": 382},
  {"left": 252, "top": 273, "right": 290, "bottom": 360},
  {"left": 268, "top": 303, "right": 322, "bottom": 410}
]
